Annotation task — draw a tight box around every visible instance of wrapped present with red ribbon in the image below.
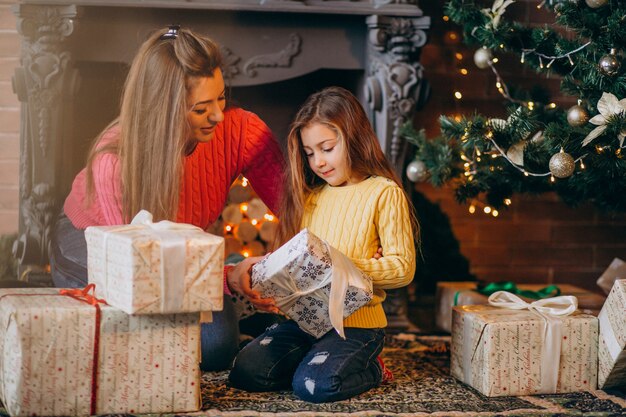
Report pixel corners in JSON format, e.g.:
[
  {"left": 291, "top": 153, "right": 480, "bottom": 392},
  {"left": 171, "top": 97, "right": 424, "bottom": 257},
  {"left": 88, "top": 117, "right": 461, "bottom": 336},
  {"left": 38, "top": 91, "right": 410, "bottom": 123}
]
[
  {"left": 451, "top": 291, "right": 598, "bottom": 397},
  {"left": 0, "top": 286, "right": 201, "bottom": 416},
  {"left": 86, "top": 210, "right": 224, "bottom": 315},
  {"left": 598, "top": 279, "right": 626, "bottom": 389},
  {"left": 435, "top": 281, "right": 605, "bottom": 333}
]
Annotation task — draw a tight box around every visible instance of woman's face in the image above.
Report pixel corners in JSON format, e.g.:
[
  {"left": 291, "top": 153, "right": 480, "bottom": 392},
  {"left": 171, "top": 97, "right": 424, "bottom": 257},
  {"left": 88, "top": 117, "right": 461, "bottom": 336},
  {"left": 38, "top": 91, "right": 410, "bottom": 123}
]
[{"left": 186, "top": 68, "right": 226, "bottom": 144}]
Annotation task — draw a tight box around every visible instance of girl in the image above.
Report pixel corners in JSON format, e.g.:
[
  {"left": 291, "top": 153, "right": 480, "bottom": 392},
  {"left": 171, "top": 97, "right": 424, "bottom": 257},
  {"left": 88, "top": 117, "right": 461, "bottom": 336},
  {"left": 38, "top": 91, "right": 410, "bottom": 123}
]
[{"left": 229, "top": 86, "right": 418, "bottom": 403}]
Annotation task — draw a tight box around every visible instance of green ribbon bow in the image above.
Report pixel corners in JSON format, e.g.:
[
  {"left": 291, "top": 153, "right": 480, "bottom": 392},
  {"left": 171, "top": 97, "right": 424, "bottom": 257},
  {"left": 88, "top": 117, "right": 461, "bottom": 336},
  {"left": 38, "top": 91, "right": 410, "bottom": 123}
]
[{"left": 453, "top": 281, "right": 561, "bottom": 306}]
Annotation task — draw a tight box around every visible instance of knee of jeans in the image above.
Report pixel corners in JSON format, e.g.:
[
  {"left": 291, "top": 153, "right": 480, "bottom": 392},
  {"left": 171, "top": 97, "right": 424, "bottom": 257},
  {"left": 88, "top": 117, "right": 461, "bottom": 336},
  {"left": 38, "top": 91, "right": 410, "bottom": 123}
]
[
  {"left": 228, "top": 348, "right": 276, "bottom": 391},
  {"left": 292, "top": 364, "right": 341, "bottom": 403}
]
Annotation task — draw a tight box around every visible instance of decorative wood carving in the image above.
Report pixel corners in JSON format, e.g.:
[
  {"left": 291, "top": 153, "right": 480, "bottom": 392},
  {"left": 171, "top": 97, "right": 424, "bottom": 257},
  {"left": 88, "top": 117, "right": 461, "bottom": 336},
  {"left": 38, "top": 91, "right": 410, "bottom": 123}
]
[
  {"left": 12, "top": 4, "right": 79, "bottom": 265},
  {"left": 243, "top": 33, "right": 302, "bottom": 78}
]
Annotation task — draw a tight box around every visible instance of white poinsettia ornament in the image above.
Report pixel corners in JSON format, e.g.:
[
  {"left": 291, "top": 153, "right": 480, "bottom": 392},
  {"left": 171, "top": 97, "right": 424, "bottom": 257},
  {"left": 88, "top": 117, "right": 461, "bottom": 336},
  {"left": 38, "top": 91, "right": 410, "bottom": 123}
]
[
  {"left": 482, "top": 0, "right": 515, "bottom": 29},
  {"left": 581, "top": 92, "right": 626, "bottom": 147}
]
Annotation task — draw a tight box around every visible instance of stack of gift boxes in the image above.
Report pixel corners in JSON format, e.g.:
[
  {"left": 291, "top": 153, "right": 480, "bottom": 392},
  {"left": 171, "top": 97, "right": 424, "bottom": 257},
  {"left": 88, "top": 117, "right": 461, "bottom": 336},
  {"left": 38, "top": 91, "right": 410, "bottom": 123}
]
[
  {"left": 0, "top": 211, "right": 225, "bottom": 416},
  {"left": 443, "top": 272, "right": 626, "bottom": 396}
]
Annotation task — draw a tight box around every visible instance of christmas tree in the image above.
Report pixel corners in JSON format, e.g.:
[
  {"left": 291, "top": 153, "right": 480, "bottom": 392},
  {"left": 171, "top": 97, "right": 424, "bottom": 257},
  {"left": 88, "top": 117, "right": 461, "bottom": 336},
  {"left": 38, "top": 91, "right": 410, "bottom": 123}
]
[{"left": 404, "top": 0, "right": 625, "bottom": 213}]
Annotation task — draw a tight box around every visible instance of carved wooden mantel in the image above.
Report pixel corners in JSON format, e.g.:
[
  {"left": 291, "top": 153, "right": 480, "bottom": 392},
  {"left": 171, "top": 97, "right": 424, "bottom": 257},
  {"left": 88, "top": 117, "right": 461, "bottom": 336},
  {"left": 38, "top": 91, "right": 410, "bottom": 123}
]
[{"left": 12, "top": 0, "right": 429, "bottom": 328}]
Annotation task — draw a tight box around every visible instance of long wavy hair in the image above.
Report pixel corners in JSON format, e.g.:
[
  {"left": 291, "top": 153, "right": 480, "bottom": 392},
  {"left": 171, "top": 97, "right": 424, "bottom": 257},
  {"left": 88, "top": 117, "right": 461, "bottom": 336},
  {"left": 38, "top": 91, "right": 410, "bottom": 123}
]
[
  {"left": 275, "top": 86, "right": 419, "bottom": 248},
  {"left": 85, "top": 27, "right": 222, "bottom": 222}
]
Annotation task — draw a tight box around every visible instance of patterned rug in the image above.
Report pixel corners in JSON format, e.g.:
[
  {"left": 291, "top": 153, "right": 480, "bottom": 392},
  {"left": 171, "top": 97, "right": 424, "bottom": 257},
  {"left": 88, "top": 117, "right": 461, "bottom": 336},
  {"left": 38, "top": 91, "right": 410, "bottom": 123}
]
[
  {"left": 1, "top": 334, "right": 624, "bottom": 416},
  {"left": 189, "top": 334, "right": 625, "bottom": 417}
]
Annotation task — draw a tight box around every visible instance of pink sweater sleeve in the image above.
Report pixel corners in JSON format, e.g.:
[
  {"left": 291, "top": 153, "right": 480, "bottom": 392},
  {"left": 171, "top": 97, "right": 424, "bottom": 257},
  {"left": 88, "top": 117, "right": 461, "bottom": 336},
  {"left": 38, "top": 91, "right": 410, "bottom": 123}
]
[{"left": 241, "top": 112, "right": 285, "bottom": 216}]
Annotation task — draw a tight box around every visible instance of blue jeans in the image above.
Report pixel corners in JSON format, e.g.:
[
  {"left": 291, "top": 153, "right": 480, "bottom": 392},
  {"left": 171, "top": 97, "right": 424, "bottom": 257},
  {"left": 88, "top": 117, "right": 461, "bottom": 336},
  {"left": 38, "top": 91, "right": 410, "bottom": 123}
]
[
  {"left": 229, "top": 320, "right": 385, "bottom": 403},
  {"left": 50, "top": 213, "right": 240, "bottom": 372}
]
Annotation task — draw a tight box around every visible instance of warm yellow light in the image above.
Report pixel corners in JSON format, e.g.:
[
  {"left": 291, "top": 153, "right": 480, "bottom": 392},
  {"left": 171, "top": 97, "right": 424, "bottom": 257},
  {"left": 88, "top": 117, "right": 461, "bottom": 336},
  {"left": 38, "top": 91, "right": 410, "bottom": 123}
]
[
  {"left": 454, "top": 91, "right": 463, "bottom": 99},
  {"left": 491, "top": 154, "right": 498, "bottom": 158},
  {"left": 443, "top": 15, "right": 449, "bottom": 21},
  {"left": 460, "top": 68, "right": 468, "bottom": 75},
  {"left": 449, "top": 32, "right": 458, "bottom": 41},
  {"left": 469, "top": 205, "right": 476, "bottom": 214},
  {"left": 241, "top": 177, "right": 249, "bottom": 187},
  {"left": 464, "top": 162, "right": 470, "bottom": 168},
  {"left": 580, "top": 161, "right": 585, "bottom": 169},
  {"left": 242, "top": 250, "right": 250, "bottom": 258},
  {"left": 504, "top": 198, "right": 512, "bottom": 205},
  {"left": 549, "top": 103, "right": 557, "bottom": 108},
  {"left": 499, "top": 44, "right": 504, "bottom": 49},
  {"left": 527, "top": 101, "right": 534, "bottom": 110},
  {"left": 550, "top": 175, "right": 555, "bottom": 183},
  {"left": 264, "top": 214, "right": 275, "bottom": 221},
  {"left": 496, "top": 82, "right": 502, "bottom": 88},
  {"left": 483, "top": 206, "right": 492, "bottom": 214},
  {"left": 455, "top": 52, "right": 463, "bottom": 60},
  {"left": 225, "top": 225, "right": 233, "bottom": 232},
  {"left": 492, "top": 57, "right": 499, "bottom": 63},
  {"left": 464, "top": 171, "right": 471, "bottom": 176},
  {"left": 492, "top": 210, "right": 499, "bottom": 217},
  {"left": 251, "top": 219, "right": 258, "bottom": 226},
  {"left": 523, "top": 171, "right": 529, "bottom": 176},
  {"left": 240, "top": 204, "right": 248, "bottom": 212}
]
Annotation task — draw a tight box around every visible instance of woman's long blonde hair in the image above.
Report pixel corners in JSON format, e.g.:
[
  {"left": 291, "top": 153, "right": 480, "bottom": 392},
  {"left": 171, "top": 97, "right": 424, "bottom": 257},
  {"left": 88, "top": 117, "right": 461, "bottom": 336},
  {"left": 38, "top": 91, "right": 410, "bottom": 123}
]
[
  {"left": 275, "top": 86, "right": 419, "bottom": 248},
  {"left": 85, "top": 27, "right": 222, "bottom": 222}
]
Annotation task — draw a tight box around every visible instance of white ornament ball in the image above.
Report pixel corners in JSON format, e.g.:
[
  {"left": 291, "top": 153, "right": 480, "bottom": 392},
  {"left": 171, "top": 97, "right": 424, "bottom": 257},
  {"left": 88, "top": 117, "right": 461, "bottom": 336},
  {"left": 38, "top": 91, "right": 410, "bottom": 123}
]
[
  {"left": 584, "top": 0, "right": 607, "bottom": 7},
  {"left": 566, "top": 104, "right": 589, "bottom": 127},
  {"left": 473, "top": 47, "right": 493, "bottom": 69},
  {"left": 549, "top": 150, "right": 575, "bottom": 178},
  {"left": 406, "top": 160, "right": 429, "bottom": 182}
]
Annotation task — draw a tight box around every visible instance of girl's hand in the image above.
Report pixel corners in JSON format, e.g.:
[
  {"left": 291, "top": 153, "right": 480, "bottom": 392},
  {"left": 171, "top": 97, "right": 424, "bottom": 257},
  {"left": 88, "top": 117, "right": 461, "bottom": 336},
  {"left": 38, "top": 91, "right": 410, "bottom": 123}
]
[
  {"left": 372, "top": 247, "right": 383, "bottom": 259},
  {"left": 226, "top": 256, "right": 279, "bottom": 313}
]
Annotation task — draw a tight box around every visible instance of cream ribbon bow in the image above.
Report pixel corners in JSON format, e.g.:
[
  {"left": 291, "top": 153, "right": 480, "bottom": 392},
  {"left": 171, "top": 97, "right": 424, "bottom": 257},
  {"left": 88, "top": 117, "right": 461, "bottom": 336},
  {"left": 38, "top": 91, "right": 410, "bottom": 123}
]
[
  {"left": 582, "top": 92, "right": 626, "bottom": 147},
  {"left": 488, "top": 291, "right": 578, "bottom": 393}
]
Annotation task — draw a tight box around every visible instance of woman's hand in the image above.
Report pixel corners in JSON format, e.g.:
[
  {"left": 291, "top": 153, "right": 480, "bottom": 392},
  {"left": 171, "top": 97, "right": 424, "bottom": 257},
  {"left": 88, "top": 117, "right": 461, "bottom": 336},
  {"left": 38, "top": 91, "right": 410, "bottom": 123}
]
[{"left": 226, "top": 256, "right": 279, "bottom": 313}]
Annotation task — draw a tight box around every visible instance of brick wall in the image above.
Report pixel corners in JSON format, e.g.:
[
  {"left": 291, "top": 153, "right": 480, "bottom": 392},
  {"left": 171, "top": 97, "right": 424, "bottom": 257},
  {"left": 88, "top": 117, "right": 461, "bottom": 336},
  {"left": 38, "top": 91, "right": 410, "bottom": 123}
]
[
  {"left": 0, "top": 0, "right": 18, "bottom": 235},
  {"left": 414, "top": 0, "right": 626, "bottom": 294}
]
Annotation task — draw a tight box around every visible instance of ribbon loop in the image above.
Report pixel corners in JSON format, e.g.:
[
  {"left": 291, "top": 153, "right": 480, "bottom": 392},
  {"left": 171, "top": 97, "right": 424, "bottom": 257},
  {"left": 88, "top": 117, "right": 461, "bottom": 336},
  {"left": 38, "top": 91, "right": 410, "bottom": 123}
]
[{"left": 60, "top": 284, "right": 107, "bottom": 306}]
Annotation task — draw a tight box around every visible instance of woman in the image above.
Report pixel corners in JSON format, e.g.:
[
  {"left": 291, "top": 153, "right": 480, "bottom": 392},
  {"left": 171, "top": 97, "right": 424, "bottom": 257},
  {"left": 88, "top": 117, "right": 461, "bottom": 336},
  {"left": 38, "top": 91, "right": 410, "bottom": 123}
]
[{"left": 50, "top": 25, "right": 283, "bottom": 371}]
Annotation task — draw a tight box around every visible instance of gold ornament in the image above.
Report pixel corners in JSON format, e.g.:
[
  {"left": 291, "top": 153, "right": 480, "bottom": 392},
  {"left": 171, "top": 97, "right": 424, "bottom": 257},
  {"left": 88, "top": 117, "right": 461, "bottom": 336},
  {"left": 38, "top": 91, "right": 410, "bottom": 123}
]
[
  {"left": 566, "top": 104, "right": 589, "bottom": 127},
  {"left": 549, "top": 149, "right": 575, "bottom": 178},
  {"left": 222, "top": 203, "right": 243, "bottom": 224},
  {"left": 235, "top": 221, "right": 259, "bottom": 243},
  {"left": 259, "top": 221, "right": 278, "bottom": 243},
  {"left": 473, "top": 47, "right": 493, "bottom": 69},
  {"left": 246, "top": 198, "right": 269, "bottom": 220},
  {"left": 584, "top": 0, "right": 607, "bottom": 7},
  {"left": 598, "top": 49, "right": 620, "bottom": 76}
]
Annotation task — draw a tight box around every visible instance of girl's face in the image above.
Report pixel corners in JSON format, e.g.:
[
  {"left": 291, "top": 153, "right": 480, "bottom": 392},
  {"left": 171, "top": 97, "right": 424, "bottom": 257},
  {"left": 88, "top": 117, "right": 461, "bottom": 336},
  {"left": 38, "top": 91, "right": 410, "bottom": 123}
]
[
  {"left": 186, "top": 68, "right": 226, "bottom": 144},
  {"left": 301, "top": 122, "right": 362, "bottom": 187}
]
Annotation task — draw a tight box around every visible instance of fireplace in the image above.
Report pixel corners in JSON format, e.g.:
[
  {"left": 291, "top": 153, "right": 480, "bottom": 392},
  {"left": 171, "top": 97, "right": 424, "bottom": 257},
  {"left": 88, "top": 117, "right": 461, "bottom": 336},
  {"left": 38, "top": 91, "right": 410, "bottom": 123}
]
[{"left": 11, "top": 0, "right": 430, "bottom": 329}]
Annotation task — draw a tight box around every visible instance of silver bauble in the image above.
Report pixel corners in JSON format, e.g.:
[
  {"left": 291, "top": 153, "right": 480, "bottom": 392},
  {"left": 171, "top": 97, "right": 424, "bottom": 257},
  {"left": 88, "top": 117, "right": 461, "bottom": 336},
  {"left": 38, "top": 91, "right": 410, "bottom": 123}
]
[
  {"left": 598, "top": 52, "right": 620, "bottom": 76},
  {"left": 566, "top": 104, "right": 589, "bottom": 127},
  {"left": 473, "top": 47, "right": 493, "bottom": 69},
  {"left": 584, "top": 0, "right": 607, "bottom": 7},
  {"left": 549, "top": 151, "right": 575, "bottom": 178},
  {"left": 406, "top": 160, "right": 429, "bottom": 182}
]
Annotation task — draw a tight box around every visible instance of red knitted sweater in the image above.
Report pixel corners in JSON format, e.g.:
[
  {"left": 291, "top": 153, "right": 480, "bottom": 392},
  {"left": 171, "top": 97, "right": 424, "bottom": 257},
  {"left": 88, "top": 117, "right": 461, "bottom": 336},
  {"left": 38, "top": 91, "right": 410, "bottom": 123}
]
[{"left": 64, "top": 107, "right": 284, "bottom": 229}]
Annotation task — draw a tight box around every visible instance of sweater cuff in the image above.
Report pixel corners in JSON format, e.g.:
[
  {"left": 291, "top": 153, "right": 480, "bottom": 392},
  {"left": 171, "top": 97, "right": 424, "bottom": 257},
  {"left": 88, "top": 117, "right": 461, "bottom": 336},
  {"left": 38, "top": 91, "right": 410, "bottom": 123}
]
[{"left": 223, "top": 265, "right": 234, "bottom": 296}]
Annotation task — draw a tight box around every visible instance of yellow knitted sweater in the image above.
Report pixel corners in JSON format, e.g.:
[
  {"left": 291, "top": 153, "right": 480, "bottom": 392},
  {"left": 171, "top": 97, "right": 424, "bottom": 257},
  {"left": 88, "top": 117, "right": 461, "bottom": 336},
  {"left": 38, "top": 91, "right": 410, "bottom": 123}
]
[{"left": 301, "top": 176, "right": 416, "bottom": 329}]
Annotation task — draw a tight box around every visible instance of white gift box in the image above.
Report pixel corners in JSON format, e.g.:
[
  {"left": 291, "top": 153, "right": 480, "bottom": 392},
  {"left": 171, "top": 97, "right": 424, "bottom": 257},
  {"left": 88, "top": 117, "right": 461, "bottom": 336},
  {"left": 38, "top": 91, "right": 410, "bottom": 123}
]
[
  {"left": 86, "top": 210, "right": 224, "bottom": 315},
  {"left": 598, "top": 279, "right": 626, "bottom": 389},
  {"left": 251, "top": 228, "right": 372, "bottom": 338},
  {"left": 0, "top": 287, "right": 201, "bottom": 416},
  {"left": 451, "top": 291, "right": 598, "bottom": 397}
]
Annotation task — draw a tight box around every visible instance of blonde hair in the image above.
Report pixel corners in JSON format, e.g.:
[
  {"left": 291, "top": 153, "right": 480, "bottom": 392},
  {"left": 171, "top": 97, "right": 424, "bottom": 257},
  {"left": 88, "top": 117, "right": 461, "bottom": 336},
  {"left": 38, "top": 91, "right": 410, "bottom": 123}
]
[
  {"left": 85, "top": 27, "right": 222, "bottom": 222},
  {"left": 275, "top": 86, "right": 419, "bottom": 247}
]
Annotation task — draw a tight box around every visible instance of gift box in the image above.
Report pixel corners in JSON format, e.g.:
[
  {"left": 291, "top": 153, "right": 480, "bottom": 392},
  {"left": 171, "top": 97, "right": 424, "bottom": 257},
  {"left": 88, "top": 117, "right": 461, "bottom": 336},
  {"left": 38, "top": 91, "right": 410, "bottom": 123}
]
[
  {"left": 0, "top": 287, "right": 201, "bottom": 416},
  {"left": 436, "top": 281, "right": 605, "bottom": 332},
  {"left": 251, "top": 228, "right": 372, "bottom": 338},
  {"left": 86, "top": 210, "right": 224, "bottom": 314},
  {"left": 598, "top": 279, "right": 626, "bottom": 389},
  {"left": 450, "top": 291, "right": 598, "bottom": 397}
]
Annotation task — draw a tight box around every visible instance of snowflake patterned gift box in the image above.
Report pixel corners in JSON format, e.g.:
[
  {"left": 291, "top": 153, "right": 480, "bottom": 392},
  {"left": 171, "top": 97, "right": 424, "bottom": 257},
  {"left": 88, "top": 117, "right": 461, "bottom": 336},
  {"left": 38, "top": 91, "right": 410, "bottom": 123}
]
[
  {"left": 86, "top": 210, "right": 224, "bottom": 315},
  {"left": 0, "top": 287, "right": 201, "bottom": 416},
  {"left": 450, "top": 291, "right": 598, "bottom": 397},
  {"left": 251, "top": 228, "right": 373, "bottom": 338},
  {"left": 598, "top": 279, "right": 626, "bottom": 389}
]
